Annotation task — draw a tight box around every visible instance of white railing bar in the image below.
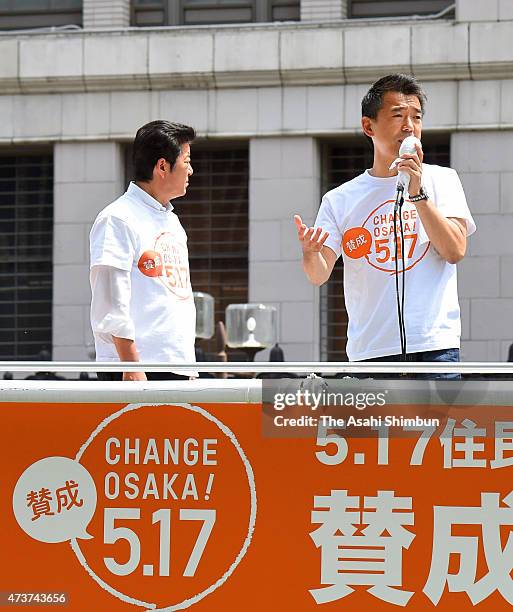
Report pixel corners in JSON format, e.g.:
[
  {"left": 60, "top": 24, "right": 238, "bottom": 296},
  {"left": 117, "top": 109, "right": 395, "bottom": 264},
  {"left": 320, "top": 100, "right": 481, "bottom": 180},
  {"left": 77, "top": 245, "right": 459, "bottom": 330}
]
[
  {"left": 0, "top": 379, "right": 262, "bottom": 403},
  {"left": 1, "top": 361, "right": 513, "bottom": 374}
]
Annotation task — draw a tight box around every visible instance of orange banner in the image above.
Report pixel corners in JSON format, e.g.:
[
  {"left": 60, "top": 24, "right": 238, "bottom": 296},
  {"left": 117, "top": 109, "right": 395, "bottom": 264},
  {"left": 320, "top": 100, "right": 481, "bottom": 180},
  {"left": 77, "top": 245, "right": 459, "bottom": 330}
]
[{"left": 2, "top": 401, "right": 513, "bottom": 610}]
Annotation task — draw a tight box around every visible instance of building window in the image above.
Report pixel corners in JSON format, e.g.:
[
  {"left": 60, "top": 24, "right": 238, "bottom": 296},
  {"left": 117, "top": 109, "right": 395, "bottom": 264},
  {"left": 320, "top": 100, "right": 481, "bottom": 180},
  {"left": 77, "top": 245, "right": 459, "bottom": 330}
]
[
  {"left": 0, "top": 150, "right": 53, "bottom": 360},
  {"left": 0, "top": 0, "right": 82, "bottom": 30},
  {"left": 320, "top": 135, "right": 450, "bottom": 361},
  {"left": 349, "top": 0, "right": 455, "bottom": 19},
  {"left": 132, "top": 0, "right": 299, "bottom": 26},
  {"left": 179, "top": 144, "right": 249, "bottom": 352},
  {"left": 125, "top": 142, "right": 249, "bottom": 353}
]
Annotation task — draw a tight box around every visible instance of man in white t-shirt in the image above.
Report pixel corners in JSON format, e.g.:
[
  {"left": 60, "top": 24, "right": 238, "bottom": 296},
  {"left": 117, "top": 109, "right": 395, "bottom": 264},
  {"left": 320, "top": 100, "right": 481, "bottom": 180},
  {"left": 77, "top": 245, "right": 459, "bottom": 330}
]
[
  {"left": 90, "top": 121, "right": 197, "bottom": 381},
  {"left": 295, "top": 74, "right": 476, "bottom": 376}
]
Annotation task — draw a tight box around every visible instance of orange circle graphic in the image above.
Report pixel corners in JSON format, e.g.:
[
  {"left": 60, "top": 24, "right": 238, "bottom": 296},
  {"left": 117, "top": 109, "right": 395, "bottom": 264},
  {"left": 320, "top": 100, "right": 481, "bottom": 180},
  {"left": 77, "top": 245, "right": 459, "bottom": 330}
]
[
  {"left": 138, "top": 250, "right": 163, "bottom": 277},
  {"left": 342, "top": 227, "right": 373, "bottom": 259}
]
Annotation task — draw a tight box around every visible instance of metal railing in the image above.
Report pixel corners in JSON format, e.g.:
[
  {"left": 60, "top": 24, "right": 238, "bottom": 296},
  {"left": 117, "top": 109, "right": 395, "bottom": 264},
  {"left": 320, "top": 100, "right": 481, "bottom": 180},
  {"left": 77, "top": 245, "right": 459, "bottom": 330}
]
[{"left": 1, "top": 361, "right": 513, "bottom": 375}]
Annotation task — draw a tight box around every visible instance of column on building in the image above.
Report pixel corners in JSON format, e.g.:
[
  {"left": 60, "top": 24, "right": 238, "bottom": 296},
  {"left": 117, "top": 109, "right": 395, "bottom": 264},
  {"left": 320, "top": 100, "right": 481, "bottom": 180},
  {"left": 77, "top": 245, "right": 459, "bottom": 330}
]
[
  {"left": 53, "top": 142, "right": 125, "bottom": 360},
  {"left": 452, "top": 131, "right": 513, "bottom": 361},
  {"left": 249, "top": 137, "right": 322, "bottom": 361},
  {"left": 83, "top": 0, "right": 131, "bottom": 28},
  {"left": 452, "top": 2, "right": 513, "bottom": 360},
  {"left": 456, "top": 0, "right": 513, "bottom": 21},
  {"left": 301, "top": 0, "right": 347, "bottom": 21}
]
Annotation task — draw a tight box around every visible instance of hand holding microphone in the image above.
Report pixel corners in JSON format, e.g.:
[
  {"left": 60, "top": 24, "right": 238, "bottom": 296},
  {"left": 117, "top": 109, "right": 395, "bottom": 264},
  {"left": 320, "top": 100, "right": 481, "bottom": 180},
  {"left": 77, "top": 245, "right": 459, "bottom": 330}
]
[
  {"left": 390, "top": 135, "right": 422, "bottom": 360},
  {"left": 389, "top": 135, "right": 423, "bottom": 196}
]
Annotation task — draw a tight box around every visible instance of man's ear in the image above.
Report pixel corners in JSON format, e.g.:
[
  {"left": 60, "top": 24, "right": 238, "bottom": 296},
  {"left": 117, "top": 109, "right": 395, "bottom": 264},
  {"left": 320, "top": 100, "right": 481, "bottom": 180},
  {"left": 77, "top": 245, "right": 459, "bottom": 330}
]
[
  {"left": 361, "top": 116, "right": 374, "bottom": 138},
  {"left": 154, "top": 157, "right": 167, "bottom": 177}
]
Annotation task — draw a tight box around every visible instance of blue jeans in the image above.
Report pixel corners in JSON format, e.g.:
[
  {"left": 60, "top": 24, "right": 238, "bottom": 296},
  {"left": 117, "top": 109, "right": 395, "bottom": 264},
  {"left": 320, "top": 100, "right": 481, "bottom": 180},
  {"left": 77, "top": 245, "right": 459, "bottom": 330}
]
[{"left": 360, "top": 348, "right": 461, "bottom": 380}]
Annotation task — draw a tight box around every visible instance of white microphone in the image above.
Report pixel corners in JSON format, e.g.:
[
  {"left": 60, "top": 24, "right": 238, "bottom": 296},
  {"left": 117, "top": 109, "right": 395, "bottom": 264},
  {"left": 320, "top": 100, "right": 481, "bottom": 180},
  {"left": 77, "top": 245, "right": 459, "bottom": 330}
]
[{"left": 397, "top": 135, "right": 422, "bottom": 194}]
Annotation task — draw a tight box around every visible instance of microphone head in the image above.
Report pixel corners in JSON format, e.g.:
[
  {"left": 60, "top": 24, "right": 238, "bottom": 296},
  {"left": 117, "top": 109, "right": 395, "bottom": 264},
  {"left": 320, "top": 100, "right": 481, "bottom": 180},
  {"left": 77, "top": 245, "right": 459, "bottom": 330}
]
[
  {"left": 397, "top": 136, "right": 422, "bottom": 192},
  {"left": 399, "top": 135, "right": 422, "bottom": 156}
]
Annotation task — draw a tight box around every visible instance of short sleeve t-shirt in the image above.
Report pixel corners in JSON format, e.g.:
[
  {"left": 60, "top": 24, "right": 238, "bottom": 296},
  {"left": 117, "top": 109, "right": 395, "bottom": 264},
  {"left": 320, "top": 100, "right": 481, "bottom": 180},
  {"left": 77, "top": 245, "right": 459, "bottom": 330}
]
[
  {"left": 315, "top": 164, "right": 476, "bottom": 361},
  {"left": 90, "top": 182, "right": 197, "bottom": 375}
]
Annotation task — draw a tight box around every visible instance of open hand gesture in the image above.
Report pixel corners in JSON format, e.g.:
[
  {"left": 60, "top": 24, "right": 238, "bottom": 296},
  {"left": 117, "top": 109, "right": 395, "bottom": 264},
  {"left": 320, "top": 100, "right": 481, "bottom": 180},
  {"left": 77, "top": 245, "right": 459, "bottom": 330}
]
[{"left": 294, "top": 215, "right": 329, "bottom": 253}]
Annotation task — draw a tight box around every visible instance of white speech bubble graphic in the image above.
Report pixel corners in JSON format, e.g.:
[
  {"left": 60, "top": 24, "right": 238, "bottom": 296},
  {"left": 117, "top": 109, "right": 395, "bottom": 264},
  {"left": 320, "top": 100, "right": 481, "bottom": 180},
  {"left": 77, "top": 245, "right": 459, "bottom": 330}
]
[{"left": 13, "top": 456, "right": 97, "bottom": 544}]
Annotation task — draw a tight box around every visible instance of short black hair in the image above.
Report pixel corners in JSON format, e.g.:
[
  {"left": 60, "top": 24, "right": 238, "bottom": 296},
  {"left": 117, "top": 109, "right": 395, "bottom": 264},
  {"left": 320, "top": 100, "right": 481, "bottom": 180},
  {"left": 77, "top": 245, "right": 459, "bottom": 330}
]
[
  {"left": 361, "top": 74, "right": 427, "bottom": 119},
  {"left": 133, "top": 120, "right": 196, "bottom": 182}
]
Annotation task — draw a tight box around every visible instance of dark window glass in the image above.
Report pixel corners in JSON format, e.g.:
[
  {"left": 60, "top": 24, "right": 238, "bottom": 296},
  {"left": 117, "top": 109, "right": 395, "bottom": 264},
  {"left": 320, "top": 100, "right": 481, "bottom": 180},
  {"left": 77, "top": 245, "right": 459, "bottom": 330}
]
[
  {"left": 132, "top": 0, "right": 299, "bottom": 26},
  {"left": 179, "top": 144, "right": 249, "bottom": 354},
  {"left": 320, "top": 135, "right": 450, "bottom": 361},
  {"left": 0, "top": 150, "right": 53, "bottom": 360},
  {"left": 0, "top": 0, "right": 81, "bottom": 30},
  {"left": 350, "top": 0, "right": 454, "bottom": 18}
]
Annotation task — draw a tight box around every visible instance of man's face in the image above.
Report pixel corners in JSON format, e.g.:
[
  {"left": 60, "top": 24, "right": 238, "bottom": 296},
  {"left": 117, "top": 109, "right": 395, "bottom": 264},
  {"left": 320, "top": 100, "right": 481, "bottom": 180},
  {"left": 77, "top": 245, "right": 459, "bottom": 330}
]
[
  {"left": 362, "top": 91, "right": 423, "bottom": 161},
  {"left": 166, "top": 142, "right": 193, "bottom": 199}
]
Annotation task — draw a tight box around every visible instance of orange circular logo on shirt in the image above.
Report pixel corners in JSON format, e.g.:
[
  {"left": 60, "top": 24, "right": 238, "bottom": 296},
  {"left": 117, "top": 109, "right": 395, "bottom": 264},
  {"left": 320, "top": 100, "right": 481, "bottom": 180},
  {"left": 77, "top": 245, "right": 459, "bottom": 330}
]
[
  {"left": 155, "top": 232, "right": 191, "bottom": 300},
  {"left": 137, "top": 250, "right": 163, "bottom": 277},
  {"left": 362, "top": 200, "right": 430, "bottom": 274},
  {"left": 342, "top": 227, "right": 373, "bottom": 259}
]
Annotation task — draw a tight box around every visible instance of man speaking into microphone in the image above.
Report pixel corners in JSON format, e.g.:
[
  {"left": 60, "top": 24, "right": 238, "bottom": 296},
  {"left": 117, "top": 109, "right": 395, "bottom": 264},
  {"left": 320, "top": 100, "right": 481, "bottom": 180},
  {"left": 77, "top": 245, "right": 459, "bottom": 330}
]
[{"left": 295, "top": 74, "right": 476, "bottom": 377}]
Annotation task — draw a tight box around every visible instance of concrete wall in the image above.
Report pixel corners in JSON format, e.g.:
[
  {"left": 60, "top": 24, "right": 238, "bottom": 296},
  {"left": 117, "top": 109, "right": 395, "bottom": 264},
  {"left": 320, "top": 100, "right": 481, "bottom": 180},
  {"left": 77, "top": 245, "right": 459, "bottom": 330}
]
[
  {"left": 83, "top": 0, "right": 130, "bottom": 29},
  {"left": 3, "top": 20, "right": 513, "bottom": 96},
  {"left": 249, "top": 137, "right": 321, "bottom": 360},
  {"left": 301, "top": 0, "right": 347, "bottom": 21},
  {"left": 53, "top": 142, "right": 125, "bottom": 360},
  {"left": 453, "top": 131, "right": 513, "bottom": 361},
  {"left": 457, "top": 0, "right": 513, "bottom": 22}
]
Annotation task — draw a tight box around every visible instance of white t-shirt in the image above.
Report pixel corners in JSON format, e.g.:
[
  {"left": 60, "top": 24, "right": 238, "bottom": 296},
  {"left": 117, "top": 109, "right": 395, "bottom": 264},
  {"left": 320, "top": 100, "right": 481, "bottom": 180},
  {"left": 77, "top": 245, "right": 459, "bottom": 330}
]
[
  {"left": 90, "top": 182, "right": 197, "bottom": 376},
  {"left": 315, "top": 164, "right": 476, "bottom": 361}
]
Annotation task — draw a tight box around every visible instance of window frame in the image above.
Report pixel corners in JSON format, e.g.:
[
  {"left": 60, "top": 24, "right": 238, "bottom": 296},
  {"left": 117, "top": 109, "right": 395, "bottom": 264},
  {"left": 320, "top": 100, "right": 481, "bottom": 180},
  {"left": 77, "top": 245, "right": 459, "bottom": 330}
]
[
  {"left": 131, "top": 0, "right": 299, "bottom": 26},
  {"left": 349, "top": 0, "right": 455, "bottom": 19},
  {"left": 0, "top": 146, "right": 54, "bottom": 360},
  {"left": 0, "top": 0, "right": 82, "bottom": 30}
]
